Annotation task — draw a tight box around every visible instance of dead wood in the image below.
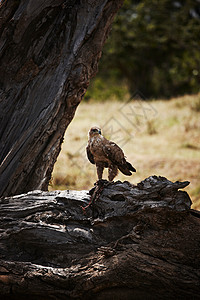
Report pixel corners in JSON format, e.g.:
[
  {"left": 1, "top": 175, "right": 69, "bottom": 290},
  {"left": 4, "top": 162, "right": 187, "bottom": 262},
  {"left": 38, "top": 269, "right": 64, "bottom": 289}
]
[
  {"left": 0, "top": 176, "right": 199, "bottom": 300},
  {"left": 0, "top": 0, "right": 123, "bottom": 197}
]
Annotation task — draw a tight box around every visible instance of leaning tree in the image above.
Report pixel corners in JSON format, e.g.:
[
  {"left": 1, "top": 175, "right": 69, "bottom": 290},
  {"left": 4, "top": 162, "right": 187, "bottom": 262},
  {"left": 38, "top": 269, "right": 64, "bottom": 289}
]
[{"left": 0, "top": 0, "right": 123, "bottom": 197}]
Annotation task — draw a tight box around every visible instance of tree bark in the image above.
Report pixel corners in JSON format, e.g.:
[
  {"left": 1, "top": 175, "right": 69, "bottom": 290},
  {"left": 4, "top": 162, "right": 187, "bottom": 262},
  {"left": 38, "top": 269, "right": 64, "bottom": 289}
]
[
  {"left": 0, "top": 176, "right": 199, "bottom": 300},
  {"left": 0, "top": 0, "right": 123, "bottom": 197}
]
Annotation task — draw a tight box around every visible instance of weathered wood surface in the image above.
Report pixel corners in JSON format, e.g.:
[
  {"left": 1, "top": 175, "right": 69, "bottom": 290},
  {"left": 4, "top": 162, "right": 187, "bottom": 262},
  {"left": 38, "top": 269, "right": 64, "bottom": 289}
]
[
  {"left": 0, "top": 0, "right": 123, "bottom": 197},
  {"left": 0, "top": 176, "right": 199, "bottom": 300}
]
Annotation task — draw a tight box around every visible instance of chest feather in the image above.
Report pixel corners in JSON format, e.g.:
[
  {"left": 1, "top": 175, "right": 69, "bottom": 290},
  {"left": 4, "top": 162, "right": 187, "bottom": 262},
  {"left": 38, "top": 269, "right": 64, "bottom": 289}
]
[{"left": 90, "top": 137, "right": 105, "bottom": 157}]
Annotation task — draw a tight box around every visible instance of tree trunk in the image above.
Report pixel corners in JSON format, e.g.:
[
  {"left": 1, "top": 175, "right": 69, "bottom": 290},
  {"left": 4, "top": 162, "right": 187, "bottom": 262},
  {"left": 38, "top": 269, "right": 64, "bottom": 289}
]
[
  {"left": 0, "top": 176, "right": 199, "bottom": 300},
  {"left": 0, "top": 0, "right": 123, "bottom": 197}
]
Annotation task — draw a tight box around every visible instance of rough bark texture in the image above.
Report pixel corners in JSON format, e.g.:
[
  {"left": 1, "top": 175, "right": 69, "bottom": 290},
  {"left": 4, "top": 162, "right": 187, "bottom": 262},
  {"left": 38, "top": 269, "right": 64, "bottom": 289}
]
[
  {"left": 0, "top": 176, "right": 199, "bottom": 300},
  {"left": 0, "top": 0, "right": 123, "bottom": 197}
]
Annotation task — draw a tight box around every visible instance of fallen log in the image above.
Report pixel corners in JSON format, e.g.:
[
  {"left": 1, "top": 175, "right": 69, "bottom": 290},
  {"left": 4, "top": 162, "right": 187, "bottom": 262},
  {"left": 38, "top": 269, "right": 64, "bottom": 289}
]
[{"left": 0, "top": 176, "right": 199, "bottom": 299}]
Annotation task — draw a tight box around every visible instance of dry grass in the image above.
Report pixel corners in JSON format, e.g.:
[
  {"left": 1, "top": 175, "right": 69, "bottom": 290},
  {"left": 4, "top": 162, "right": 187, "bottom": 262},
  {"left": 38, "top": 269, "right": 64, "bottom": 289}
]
[{"left": 50, "top": 94, "right": 200, "bottom": 210}]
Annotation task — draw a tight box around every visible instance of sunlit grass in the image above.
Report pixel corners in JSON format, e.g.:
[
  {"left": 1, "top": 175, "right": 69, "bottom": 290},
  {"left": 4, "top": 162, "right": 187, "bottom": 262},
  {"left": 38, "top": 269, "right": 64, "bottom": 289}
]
[{"left": 50, "top": 94, "right": 200, "bottom": 210}]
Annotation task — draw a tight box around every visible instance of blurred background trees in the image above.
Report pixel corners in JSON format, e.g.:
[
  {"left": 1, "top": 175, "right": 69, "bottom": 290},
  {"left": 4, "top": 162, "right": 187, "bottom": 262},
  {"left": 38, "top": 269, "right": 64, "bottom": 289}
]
[{"left": 86, "top": 0, "right": 200, "bottom": 100}]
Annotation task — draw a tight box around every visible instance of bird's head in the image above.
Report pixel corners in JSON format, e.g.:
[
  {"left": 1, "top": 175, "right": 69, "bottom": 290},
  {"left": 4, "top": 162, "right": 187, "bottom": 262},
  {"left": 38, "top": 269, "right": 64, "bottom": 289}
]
[{"left": 89, "top": 126, "right": 102, "bottom": 138}]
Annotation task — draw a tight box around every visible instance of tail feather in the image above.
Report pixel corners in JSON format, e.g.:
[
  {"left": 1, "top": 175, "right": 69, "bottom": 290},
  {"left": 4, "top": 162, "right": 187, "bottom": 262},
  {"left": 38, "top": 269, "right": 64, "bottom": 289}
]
[
  {"left": 126, "top": 161, "right": 136, "bottom": 172},
  {"left": 118, "top": 161, "right": 136, "bottom": 176}
]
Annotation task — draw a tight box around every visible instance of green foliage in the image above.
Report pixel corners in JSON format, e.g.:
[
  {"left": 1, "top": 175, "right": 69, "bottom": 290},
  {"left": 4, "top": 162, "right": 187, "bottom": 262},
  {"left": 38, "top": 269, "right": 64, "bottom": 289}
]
[
  {"left": 85, "top": 77, "right": 128, "bottom": 101},
  {"left": 87, "top": 0, "right": 200, "bottom": 99}
]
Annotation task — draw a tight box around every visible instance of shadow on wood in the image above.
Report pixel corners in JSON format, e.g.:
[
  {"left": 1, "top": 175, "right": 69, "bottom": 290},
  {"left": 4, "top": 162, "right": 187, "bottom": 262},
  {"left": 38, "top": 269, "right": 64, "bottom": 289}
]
[{"left": 0, "top": 176, "right": 199, "bottom": 300}]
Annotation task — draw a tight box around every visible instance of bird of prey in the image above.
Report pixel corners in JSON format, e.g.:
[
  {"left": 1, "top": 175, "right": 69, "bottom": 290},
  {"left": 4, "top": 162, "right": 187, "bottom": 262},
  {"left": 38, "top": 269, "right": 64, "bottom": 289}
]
[{"left": 86, "top": 126, "right": 136, "bottom": 181}]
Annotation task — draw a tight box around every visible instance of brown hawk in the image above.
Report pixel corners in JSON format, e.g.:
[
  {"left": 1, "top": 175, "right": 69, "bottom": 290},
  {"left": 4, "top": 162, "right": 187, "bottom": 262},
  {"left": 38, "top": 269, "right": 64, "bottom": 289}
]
[{"left": 86, "top": 126, "right": 136, "bottom": 181}]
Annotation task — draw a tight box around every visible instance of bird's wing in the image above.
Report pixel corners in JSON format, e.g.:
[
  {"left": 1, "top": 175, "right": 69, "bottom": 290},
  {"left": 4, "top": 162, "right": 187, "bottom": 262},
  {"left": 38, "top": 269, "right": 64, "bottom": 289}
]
[
  {"left": 103, "top": 139, "right": 125, "bottom": 165},
  {"left": 86, "top": 144, "right": 95, "bottom": 164},
  {"left": 103, "top": 139, "right": 136, "bottom": 175}
]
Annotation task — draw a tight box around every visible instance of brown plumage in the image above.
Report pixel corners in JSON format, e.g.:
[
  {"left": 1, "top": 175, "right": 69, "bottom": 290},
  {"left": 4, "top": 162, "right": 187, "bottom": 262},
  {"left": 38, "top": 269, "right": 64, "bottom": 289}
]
[{"left": 86, "top": 126, "right": 136, "bottom": 181}]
